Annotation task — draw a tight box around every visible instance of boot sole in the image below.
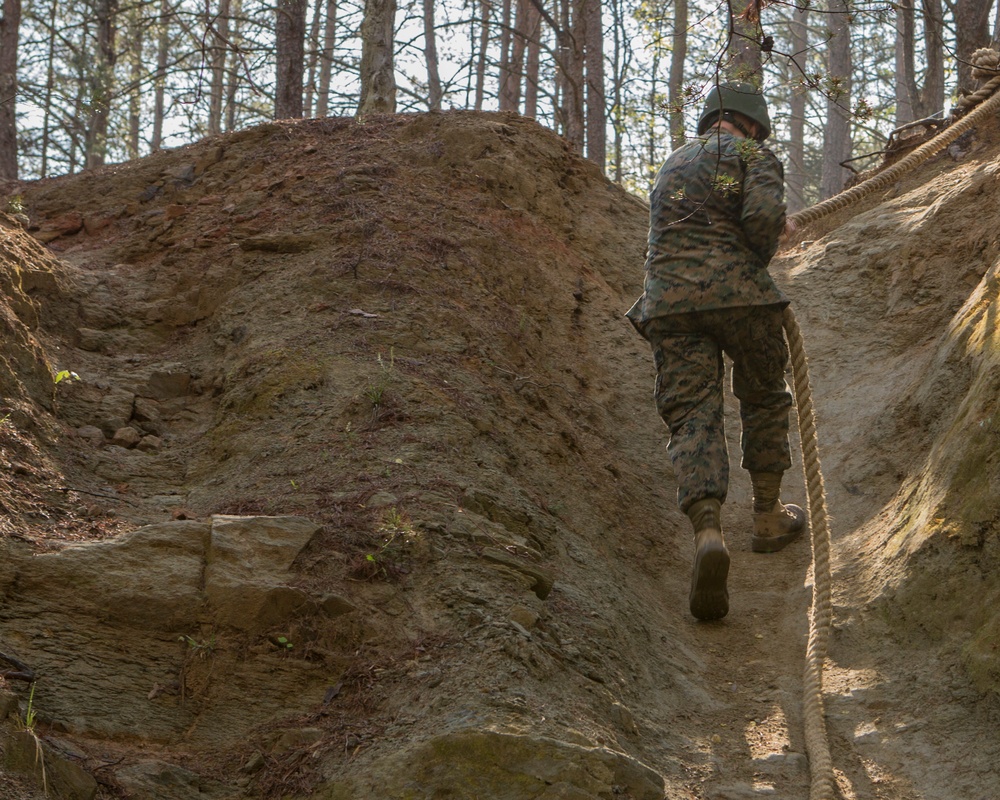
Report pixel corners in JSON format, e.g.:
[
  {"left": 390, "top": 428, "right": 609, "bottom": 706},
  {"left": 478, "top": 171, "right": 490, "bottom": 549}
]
[
  {"left": 689, "top": 543, "right": 730, "bottom": 621},
  {"left": 751, "top": 527, "right": 804, "bottom": 553}
]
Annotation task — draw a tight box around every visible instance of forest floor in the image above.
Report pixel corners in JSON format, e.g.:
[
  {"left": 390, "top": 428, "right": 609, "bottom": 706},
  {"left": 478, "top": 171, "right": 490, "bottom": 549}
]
[{"left": 0, "top": 110, "right": 998, "bottom": 800}]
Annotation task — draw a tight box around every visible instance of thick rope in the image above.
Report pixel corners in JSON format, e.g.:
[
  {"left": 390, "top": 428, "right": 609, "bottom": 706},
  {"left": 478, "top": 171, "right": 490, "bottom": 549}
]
[
  {"left": 783, "top": 307, "right": 836, "bottom": 800},
  {"left": 791, "top": 54, "right": 1000, "bottom": 229},
  {"left": 778, "top": 51, "right": 1000, "bottom": 800}
]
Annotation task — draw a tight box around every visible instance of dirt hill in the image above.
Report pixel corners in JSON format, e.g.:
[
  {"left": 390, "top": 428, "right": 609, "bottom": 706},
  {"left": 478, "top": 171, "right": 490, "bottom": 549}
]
[{"left": 0, "top": 110, "right": 998, "bottom": 800}]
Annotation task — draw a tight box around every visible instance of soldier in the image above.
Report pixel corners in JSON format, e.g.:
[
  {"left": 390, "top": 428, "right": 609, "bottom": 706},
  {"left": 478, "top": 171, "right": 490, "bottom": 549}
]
[{"left": 626, "top": 82, "right": 805, "bottom": 622}]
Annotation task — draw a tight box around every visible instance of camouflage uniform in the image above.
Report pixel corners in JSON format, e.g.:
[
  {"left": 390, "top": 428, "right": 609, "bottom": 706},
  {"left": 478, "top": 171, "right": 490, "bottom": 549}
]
[{"left": 626, "top": 131, "right": 792, "bottom": 513}]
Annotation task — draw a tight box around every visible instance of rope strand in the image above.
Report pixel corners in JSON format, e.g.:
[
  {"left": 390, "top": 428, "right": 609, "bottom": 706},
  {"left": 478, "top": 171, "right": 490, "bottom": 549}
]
[
  {"left": 781, "top": 50, "right": 1000, "bottom": 800},
  {"left": 790, "top": 52, "right": 1000, "bottom": 230},
  {"left": 783, "top": 307, "right": 836, "bottom": 800}
]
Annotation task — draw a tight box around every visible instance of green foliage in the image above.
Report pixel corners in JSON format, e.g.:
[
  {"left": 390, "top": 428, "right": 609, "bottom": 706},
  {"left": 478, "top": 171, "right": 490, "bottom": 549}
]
[
  {"left": 273, "top": 635, "right": 294, "bottom": 651},
  {"left": 179, "top": 634, "right": 216, "bottom": 659},
  {"left": 365, "top": 349, "right": 395, "bottom": 408},
  {"left": 712, "top": 174, "right": 740, "bottom": 196},
  {"left": 5, "top": 195, "right": 25, "bottom": 215},
  {"left": 735, "top": 137, "right": 764, "bottom": 163},
  {"left": 17, "top": 683, "right": 48, "bottom": 794},
  {"left": 53, "top": 369, "right": 80, "bottom": 385},
  {"left": 354, "top": 505, "right": 416, "bottom": 581},
  {"left": 20, "top": 682, "right": 38, "bottom": 732}
]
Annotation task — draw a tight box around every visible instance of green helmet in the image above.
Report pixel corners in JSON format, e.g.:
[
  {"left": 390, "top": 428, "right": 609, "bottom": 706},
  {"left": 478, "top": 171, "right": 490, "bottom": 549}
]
[{"left": 696, "top": 82, "right": 772, "bottom": 141}]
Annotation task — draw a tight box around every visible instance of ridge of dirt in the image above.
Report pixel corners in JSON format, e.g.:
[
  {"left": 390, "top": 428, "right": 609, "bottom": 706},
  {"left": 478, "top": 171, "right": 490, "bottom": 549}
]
[{"left": 0, "top": 109, "right": 998, "bottom": 800}]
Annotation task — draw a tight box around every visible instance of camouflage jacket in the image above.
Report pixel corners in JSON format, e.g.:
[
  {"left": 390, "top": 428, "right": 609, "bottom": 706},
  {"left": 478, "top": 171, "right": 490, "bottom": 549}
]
[{"left": 626, "top": 131, "right": 787, "bottom": 331}]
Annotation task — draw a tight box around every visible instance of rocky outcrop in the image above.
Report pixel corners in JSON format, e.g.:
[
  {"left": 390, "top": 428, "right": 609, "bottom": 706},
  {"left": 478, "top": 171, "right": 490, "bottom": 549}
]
[{"left": 0, "top": 515, "right": 354, "bottom": 794}]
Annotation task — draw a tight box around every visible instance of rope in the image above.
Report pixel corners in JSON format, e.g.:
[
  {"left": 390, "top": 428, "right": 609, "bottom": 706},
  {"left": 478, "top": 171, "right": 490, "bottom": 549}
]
[
  {"left": 790, "top": 49, "right": 1000, "bottom": 230},
  {"left": 778, "top": 50, "right": 1000, "bottom": 800},
  {"left": 782, "top": 307, "right": 836, "bottom": 800}
]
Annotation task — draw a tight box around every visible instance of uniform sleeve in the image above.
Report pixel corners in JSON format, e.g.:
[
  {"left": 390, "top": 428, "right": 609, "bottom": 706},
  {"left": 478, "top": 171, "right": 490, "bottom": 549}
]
[{"left": 740, "top": 148, "right": 786, "bottom": 264}]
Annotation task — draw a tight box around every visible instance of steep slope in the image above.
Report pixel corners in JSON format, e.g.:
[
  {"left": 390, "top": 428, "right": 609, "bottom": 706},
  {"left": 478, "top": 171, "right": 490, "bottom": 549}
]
[
  {"left": 778, "top": 122, "right": 1000, "bottom": 798},
  {"left": 0, "top": 110, "right": 998, "bottom": 800}
]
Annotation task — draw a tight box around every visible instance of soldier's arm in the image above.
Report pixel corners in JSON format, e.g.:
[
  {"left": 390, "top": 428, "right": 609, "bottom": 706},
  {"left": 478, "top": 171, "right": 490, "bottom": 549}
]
[{"left": 740, "top": 149, "right": 786, "bottom": 263}]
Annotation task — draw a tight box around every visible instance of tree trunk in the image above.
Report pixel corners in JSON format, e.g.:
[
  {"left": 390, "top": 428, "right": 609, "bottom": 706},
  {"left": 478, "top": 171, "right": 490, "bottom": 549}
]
[
  {"left": 316, "top": 0, "right": 337, "bottom": 117},
  {"left": 727, "top": 5, "right": 761, "bottom": 83},
  {"left": 583, "top": 0, "right": 604, "bottom": 168},
  {"left": 276, "top": 0, "right": 306, "bottom": 118},
  {"left": 474, "top": 0, "right": 490, "bottom": 110},
  {"left": 423, "top": 0, "right": 443, "bottom": 110},
  {"left": 896, "top": 0, "right": 916, "bottom": 125},
  {"left": 820, "top": 0, "right": 852, "bottom": 200},
  {"left": 667, "top": 0, "right": 687, "bottom": 149},
  {"left": 225, "top": 0, "right": 243, "bottom": 128},
  {"left": 954, "top": 0, "right": 992, "bottom": 94},
  {"left": 127, "top": 5, "right": 143, "bottom": 158},
  {"left": 0, "top": 0, "right": 21, "bottom": 180},
  {"left": 921, "top": 0, "right": 945, "bottom": 115},
  {"left": 610, "top": 0, "right": 625, "bottom": 180},
  {"left": 523, "top": 0, "right": 541, "bottom": 117},
  {"left": 209, "top": 0, "right": 231, "bottom": 134},
  {"left": 787, "top": 5, "right": 808, "bottom": 214},
  {"left": 647, "top": 37, "right": 659, "bottom": 193},
  {"left": 85, "top": 0, "right": 118, "bottom": 170},
  {"left": 152, "top": 0, "right": 170, "bottom": 150},
  {"left": 508, "top": 0, "right": 529, "bottom": 111},
  {"left": 561, "top": 0, "right": 584, "bottom": 152},
  {"left": 40, "top": 0, "right": 57, "bottom": 176},
  {"left": 304, "top": 0, "right": 324, "bottom": 115},
  {"left": 71, "top": 18, "right": 89, "bottom": 171},
  {"left": 498, "top": 0, "right": 515, "bottom": 110},
  {"left": 358, "top": 0, "right": 397, "bottom": 115}
]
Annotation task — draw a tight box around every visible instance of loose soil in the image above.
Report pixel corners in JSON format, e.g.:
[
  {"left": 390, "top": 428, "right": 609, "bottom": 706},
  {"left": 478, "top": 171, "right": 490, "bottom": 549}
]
[{"left": 0, "top": 110, "right": 998, "bottom": 800}]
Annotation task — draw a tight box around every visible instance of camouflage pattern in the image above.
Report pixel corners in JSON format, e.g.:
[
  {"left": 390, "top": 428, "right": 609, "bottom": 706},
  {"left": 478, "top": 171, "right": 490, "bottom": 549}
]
[
  {"left": 643, "top": 306, "right": 793, "bottom": 513},
  {"left": 625, "top": 129, "right": 792, "bottom": 514},
  {"left": 625, "top": 130, "right": 787, "bottom": 329}
]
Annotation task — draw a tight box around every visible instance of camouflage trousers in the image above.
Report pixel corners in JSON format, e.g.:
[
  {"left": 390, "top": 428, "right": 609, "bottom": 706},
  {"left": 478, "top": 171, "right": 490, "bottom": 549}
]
[{"left": 641, "top": 305, "right": 792, "bottom": 514}]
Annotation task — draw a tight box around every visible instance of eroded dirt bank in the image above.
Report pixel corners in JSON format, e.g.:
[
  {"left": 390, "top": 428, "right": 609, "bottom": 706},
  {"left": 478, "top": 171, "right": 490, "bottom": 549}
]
[{"left": 0, "top": 111, "right": 998, "bottom": 800}]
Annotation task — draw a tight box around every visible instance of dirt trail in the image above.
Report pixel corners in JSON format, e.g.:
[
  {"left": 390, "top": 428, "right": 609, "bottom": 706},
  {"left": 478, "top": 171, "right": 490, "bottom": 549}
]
[{"left": 0, "top": 111, "right": 999, "bottom": 800}]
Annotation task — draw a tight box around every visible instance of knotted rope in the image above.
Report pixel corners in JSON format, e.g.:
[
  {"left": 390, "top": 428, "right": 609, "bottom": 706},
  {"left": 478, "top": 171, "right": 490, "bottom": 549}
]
[
  {"left": 779, "top": 47, "right": 1000, "bottom": 800},
  {"left": 792, "top": 48, "right": 1000, "bottom": 229},
  {"left": 953, "top": 48, "right": 1000, "bottom": 114}
]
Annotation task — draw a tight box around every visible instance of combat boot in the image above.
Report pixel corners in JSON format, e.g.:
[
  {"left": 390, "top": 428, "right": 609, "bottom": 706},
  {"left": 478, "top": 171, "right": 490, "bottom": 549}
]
[
  {"left": 752, "top": 501, "right": 806, "bottom": 552},
  {"left": 750, "top": 472, "right": 806, "bottom": 553},
  {"left": 686, "top": 498, "right": 730, "bottom": 621}
]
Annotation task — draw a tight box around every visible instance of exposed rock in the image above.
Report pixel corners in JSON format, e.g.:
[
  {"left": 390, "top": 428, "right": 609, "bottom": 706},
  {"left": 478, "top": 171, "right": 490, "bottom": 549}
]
[
  {"left": 96, "top": 388, "right": 137, "bottom": 434},
  {"left": 115, "top": 760, "right": 229, "bottom": 800},
  {"left": 145, "top": 368, "right": 192, "bottom": 400},
  {"left": 132, "top": 396, "right": 165, "bottom": 434},
  {"left": 111, "top": 426, "right": 142, "bottom": 448},
  {"left": 34, "top": 211, "right": 84, "bottom": 243},
  {"left": 238, "top": 233, "right": 321, "bottom": 253},
  {"left": 482, "top": 548, "right": 555, "bottom": 600},
  {"left": 205, "top": 515, "right": 320, "bottom": 631},
  {"left": 2, "top": 729, "right": 98, "bottom": 800},
  {"left": 509, "top": 604, "right": 539, "bottom": 629},
  {"left": 137, "top": 435, "right": 163, "bottom": 452},
  {"left": 609, "top": 702, "right": 639, "bottom": 735},
  {"left": 325, "top": 731, "right": 664, "bottom": 800},
  {"left": 14, "top": 521, "right": 210, "bottom": 630},
  {"left": 75, "top": 425, "right": 105, "bottom": 445},
  {"left": 83, "top": 215, "right": 112, "bottom": 235}
]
